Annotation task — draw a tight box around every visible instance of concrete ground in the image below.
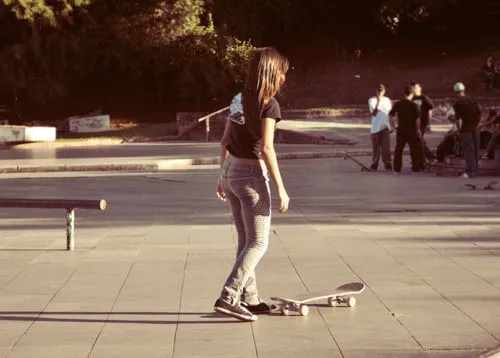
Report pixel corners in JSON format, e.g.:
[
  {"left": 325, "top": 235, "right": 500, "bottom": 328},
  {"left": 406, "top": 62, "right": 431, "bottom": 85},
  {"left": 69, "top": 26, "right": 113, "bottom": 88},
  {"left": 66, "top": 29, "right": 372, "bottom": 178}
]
[{"left": 0, "top": 157, "right": 499, "bottom": 357}]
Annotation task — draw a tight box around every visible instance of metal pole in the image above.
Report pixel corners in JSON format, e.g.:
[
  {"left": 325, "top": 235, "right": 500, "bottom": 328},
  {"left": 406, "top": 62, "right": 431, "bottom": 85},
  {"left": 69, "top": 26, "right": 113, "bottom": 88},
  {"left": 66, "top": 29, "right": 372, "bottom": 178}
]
[
  {"left": 66, "top": 209, "right": 75, "bottom": 251},
  {"left": 205, "top": 117, "right": 210, "bottom": 142}
]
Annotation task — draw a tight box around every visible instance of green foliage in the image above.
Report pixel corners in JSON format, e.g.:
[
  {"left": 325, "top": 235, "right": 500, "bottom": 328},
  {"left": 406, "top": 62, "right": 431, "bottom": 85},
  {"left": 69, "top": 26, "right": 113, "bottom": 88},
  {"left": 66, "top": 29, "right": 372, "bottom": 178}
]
[
  {"left": 0, "top": 0, "right": 255, "bottom": 105},
  {"left": 222, "top": 38, "right": 255, "bottom": 83},
  {"left": 1, "top": 0, "right": 90, "bottom": 25},
  {"left": 1, "top": 0, "right": 499, "bottom": 112}
]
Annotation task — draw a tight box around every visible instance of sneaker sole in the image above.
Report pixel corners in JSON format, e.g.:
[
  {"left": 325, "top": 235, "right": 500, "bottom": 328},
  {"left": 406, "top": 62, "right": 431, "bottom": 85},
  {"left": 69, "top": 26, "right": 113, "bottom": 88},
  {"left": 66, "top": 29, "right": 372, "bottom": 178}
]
[
  {"left": 245, "top": 304, "right": 279, "bottom": 314},
  {"left": 214, "top": 306, "right": 258, "bottom": 322}
]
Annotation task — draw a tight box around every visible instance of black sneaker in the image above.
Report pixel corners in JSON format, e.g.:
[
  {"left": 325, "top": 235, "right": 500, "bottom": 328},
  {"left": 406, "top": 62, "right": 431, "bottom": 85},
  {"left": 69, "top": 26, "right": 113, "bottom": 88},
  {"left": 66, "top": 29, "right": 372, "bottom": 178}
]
[
  {"left": 242, "top": 302, "right": 276, "bottom": 314},
  {"left": 214, "top": 298, "right": 257, "bottom": 322}
]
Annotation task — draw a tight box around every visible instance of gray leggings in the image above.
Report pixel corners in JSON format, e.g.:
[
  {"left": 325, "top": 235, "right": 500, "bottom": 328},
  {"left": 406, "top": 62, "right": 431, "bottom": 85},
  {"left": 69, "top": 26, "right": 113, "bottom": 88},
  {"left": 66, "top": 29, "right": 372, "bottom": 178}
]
[{"left": 219, "top": 160, "right": 271, "bottom": 305}]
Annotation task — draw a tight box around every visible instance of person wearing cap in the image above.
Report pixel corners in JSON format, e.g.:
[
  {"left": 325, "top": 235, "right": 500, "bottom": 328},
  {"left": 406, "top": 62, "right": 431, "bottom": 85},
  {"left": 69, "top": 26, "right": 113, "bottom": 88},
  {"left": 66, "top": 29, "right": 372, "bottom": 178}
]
[
  {"left": 453, "top": 82, "right": 481, "bottom": 178},
  {"left": 368, "top": 84, "right": 393, "bottom": 171},
  {"left": 389, "top": 85, "right": 423, "bottom": 174}
]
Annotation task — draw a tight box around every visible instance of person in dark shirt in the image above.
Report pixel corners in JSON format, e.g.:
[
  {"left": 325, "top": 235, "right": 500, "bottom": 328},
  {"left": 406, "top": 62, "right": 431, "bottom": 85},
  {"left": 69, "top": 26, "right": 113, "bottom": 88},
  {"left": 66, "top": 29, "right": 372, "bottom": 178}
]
[
  {"left": 389, "top": 85, "right": 423, "bottom": 173},
  {"left": 214, "top": 47, "right": 290, "bottom": 322},
  {"left": 436, "top": 114, "right": 461, "bottom": 163},
  {"left": 453, "top": 82, "right": 481, "bottom": 178},
  {"left": 411, "top": 82, "right": 435, "bottom": 163},
  {"left": 483, "top": 55, "right": 495, "bottom": 89},
  {"left": 481, "top": 109, "right": 500, "bottom": 160},
  {"left": 477, "top": 109, "right": 497, "bottom": 149}
]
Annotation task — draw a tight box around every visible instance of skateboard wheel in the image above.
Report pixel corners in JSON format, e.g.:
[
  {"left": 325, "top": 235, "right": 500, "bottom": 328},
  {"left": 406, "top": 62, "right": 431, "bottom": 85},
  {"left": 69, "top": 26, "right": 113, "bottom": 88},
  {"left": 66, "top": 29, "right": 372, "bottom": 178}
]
[
  {"left": 327, "top": 297, "right": 338, "bottom": 307},
  {"left": 347, "top": 297, "right": 356, "bottom": 307},
  {"left": 299, "top": 305, "right": 309, "bottom": 316},
  {"left": 281, "top": 305, "right": 291, "bottom": 316}
]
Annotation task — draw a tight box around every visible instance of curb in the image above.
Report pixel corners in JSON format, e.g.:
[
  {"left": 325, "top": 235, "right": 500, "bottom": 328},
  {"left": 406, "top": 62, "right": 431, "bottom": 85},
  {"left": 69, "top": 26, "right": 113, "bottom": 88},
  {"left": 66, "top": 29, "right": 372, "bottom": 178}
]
[
  {"left": 6, "top": 138, "right": 124, "bottom": 150},
  {"left": 0, "top": 150, "right": 375, "bottom": 173}
]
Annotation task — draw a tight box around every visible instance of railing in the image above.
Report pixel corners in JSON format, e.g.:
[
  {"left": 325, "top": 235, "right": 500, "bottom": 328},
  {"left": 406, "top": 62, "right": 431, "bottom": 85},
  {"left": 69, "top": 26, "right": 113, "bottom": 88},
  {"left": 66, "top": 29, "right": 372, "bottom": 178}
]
[
  {"left": 0, "top": 199, "right": 107, "bottom": 251},
  {"left": 198, "top": 106, "right": 229, "bottom": 142},
  {"left": 179, "top": 106, "right": 229, "bottom": 142}
]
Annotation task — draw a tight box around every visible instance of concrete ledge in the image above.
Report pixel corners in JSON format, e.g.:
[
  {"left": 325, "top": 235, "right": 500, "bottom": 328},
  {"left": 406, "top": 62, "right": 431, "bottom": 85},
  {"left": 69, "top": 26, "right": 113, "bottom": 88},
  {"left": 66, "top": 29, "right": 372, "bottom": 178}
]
[
  {"left": 68, "top": 115, "right": 111, "bottom": 133},
  {"left": 10, "top": 138, "right": 124, "bottom": 149},
  {"left": 0, "top": 150, "right": 377, "bottom": 173},
  {"left": 0, "top": 125, "right": 56, "bottom": 143},
  {"left": 0, "top": 149, "right": 435, "bottom": 174}
]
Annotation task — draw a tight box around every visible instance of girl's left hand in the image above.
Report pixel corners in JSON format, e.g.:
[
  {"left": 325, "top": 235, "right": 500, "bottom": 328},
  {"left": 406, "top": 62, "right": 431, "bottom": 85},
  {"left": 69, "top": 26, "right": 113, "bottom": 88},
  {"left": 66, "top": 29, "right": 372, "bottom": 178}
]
[{"left": 216, "top": 178, "right": 226, "bottom": 201}]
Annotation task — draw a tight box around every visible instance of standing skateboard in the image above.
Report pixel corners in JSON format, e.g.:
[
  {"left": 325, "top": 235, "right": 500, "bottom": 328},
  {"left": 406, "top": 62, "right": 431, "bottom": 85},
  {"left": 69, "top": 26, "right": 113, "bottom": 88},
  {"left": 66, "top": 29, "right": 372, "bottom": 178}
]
[
  {"left": 343, "top": 152, "right": 372, "bottom": 172},
  {"left": 465, "top": 181, "right": 498, "bottom": 190},
  {"left": 271, "top": 282, "right": 365, "bottom": 316}
]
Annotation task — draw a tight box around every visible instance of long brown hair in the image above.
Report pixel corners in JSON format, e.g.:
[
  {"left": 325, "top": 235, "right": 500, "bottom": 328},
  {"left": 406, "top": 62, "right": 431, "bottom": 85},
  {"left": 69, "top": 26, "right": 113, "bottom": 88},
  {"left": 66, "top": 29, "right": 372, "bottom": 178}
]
[{"left": 242, "top": 47, "right": 289, "bottom": 138}]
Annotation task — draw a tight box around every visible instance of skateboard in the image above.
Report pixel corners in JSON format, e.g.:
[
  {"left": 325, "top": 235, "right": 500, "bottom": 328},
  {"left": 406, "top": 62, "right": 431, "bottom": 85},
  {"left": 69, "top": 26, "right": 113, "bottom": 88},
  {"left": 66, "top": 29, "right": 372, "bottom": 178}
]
[
  {"left": 465, "top": 181, "right": 498, "bottom": 190},
  {"left": 343, "top": 152, "right": 372, "bottom": 172},
  {"left": 271, "top": 282, "right": 365, "bottom": 316}
]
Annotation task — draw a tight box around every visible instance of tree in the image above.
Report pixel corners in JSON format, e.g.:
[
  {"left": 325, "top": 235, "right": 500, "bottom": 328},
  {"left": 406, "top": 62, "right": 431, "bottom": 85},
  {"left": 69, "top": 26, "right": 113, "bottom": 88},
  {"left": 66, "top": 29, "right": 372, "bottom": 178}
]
[
  {"left": 0, "top": 0, "right": 255, "bottom": 108},
  {"left": 1, "top": 0, "right": 90, "bottom": 24}
]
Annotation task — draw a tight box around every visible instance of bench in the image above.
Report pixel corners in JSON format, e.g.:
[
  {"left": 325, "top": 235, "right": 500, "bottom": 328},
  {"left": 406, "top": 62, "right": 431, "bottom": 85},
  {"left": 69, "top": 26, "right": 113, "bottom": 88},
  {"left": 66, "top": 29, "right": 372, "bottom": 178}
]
[{"left": 0, "top": 199, "right": 107, "bottom": 251}]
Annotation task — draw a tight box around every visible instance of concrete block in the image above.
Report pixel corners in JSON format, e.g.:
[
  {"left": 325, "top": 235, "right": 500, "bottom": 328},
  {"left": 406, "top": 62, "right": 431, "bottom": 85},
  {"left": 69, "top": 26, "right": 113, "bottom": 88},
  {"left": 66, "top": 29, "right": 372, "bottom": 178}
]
[
  {"left": 0, "top": 126, "right": 56, "bottom": 143},
  {"left": 69, "top": 115, "right": 111, "bottom": 133}
]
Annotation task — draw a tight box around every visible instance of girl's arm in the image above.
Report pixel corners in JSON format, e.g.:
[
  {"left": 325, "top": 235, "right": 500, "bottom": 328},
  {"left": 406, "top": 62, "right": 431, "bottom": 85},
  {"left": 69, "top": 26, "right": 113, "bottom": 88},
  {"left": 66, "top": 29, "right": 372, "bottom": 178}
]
[
  {"left": 219, "top": 117, "right": 231, "bottom": 168},
  {"left": 216, "top": 117, "right": 231, "bottom": 201},
  {"left": 260, "top": 118, "right": 289, "bottom": 213}
]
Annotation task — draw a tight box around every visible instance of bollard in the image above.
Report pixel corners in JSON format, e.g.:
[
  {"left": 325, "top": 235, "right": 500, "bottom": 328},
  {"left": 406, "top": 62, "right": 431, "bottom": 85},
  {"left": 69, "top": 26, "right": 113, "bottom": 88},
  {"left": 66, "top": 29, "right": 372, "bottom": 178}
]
[{"left": 66, "top": 209, "right": 75, "bottom": 251}]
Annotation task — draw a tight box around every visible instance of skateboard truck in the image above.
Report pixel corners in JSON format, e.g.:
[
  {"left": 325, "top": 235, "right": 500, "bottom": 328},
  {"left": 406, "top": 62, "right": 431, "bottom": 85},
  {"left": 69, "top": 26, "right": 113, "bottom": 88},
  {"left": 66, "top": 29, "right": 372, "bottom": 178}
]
[{"left": 271, "top": 282, "right": 365, "bottom": 317}]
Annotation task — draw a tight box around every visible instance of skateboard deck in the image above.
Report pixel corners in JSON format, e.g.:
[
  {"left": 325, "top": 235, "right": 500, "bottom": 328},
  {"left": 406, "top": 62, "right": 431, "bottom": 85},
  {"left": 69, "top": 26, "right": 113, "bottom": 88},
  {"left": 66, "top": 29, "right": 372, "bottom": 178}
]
[
  {"left": 343, "top": 152, "right": 372, "bottom": 172},
  {"left": 465, "top": 181, "right": 498, "bottom": 190},
  {"left": 271, "top": 282, "right": 365, "bottom": 316}
]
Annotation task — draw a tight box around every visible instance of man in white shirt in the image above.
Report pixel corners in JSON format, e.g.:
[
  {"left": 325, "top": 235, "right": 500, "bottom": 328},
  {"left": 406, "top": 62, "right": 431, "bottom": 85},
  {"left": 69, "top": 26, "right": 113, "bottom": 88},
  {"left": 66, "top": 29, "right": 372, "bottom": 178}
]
[{"left": 368, "top": 84, "right": 393, "bottom": 170}]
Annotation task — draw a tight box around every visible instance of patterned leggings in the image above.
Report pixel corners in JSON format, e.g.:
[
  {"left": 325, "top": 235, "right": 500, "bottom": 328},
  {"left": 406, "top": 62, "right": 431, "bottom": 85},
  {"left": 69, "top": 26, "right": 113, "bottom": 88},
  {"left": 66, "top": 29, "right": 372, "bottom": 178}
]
[{"left": 219, "top": 160, "right": 271, "bottom": 305}]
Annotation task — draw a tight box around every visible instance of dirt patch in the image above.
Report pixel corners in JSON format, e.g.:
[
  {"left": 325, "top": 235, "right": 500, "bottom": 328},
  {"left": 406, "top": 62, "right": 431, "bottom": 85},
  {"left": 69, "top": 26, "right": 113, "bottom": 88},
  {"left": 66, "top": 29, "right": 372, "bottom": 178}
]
[{"left": 284, "top": 53, "right": 500, "bottom": 109}]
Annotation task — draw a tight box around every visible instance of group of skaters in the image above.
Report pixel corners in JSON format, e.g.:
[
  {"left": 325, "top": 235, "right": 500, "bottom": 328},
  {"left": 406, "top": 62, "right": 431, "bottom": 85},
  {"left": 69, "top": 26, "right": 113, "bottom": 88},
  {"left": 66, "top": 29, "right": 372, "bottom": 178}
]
[{"left": 369, "top": 81, "right": 500, "bottom": 178}]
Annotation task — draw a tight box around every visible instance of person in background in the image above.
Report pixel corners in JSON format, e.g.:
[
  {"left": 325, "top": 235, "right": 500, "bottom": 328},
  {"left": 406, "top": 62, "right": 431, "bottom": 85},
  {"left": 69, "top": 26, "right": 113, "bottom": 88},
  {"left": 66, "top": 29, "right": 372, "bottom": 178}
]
[
  {"left": 411, "top": 82, "right": 436, "bottom": 165},
  {"left": 483, "top": 55, "right": 495, "bottom": 89},
  {"left": 452, "top": 82, "right": 481, "bottom": 178},
  {"left": 478, "top": 109, "right": 497, "bottom": 149},
  {"left": 368, "top": 84, "right": 393, "bottom": 171},
  {"left": 436, "top": 114, "right": 460, "bottom": 163},
  {"left": 390, "top": 85, "right": 423, "bottom": 174},
  {"left": 481, "top": 110, "right": 500, "bottom": 160}
]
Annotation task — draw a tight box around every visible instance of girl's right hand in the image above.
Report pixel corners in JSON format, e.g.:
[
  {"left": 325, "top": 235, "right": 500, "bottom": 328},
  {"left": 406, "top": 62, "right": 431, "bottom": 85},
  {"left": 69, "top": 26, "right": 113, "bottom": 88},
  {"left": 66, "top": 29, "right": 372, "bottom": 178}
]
[
  {"left": 216, "top": 177, "right": 226, "bottom": 202},
  {"left": 278, "top": 188, "right": 290, "bottom": 213}
]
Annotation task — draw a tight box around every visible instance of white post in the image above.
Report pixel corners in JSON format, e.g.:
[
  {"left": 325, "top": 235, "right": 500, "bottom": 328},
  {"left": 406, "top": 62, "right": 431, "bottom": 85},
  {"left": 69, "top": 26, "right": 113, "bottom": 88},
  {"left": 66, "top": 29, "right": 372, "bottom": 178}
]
[{"left": 66, "top": 209, "right": 75, "bottom": 251}]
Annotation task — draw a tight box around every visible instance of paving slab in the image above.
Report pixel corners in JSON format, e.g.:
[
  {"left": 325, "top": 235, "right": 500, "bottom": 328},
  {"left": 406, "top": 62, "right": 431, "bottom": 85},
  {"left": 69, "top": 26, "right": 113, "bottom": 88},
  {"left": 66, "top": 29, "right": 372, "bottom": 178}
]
[{"left": 0, "top": 158, "right": 499, "bottom": 357}]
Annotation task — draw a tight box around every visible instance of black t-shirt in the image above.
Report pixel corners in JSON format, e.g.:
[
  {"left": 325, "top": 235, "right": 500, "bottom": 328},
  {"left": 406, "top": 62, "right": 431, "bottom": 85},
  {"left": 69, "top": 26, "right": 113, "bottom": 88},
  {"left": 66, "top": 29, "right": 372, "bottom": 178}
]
[
  {"left": 389, "top": 99, "right": 421, "bottom": 134},
  {"left": 453, "top": 96, "right": 481, "bottom": 133},
  {"left": 483, "top": 62, "right": 494, "bottom": 74},
  {"left": 412, "top": 95, "right": 434, "bottom": 129},
  {"left": 226, "top": 93, "right": 282, "bottom": 159}
]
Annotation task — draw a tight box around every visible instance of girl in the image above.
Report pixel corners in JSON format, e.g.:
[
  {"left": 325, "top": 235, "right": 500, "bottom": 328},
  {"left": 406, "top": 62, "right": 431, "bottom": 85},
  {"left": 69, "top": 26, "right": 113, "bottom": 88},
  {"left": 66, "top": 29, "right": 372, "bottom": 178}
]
[{"left": 214, "top": 47, "right": 290, "bottom": 322}]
